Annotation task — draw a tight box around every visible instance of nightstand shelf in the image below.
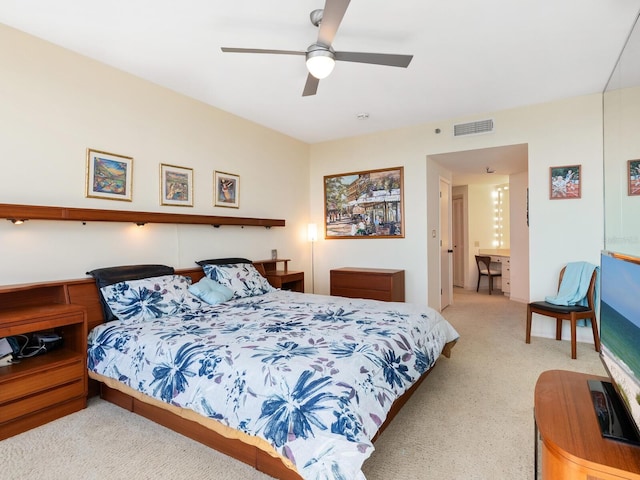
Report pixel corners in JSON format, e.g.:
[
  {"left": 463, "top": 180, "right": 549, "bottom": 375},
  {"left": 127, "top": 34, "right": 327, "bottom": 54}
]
[
  {"left": 253, "top": 259, "right": 304, "bottom": 293},
  {"left": 0, "top": 287, "right": 88, "bottom": 440}
]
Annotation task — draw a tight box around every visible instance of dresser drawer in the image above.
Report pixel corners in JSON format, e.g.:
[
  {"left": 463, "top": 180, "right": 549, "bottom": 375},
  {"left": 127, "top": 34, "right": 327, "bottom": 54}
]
[
  {"left": 331, "top": 272, "right": 394, "bottom": 291},
  {"left": 0, "top": 378, "right": 85, "bottom": 423},
  {"left": 0, "top": 357, "right": 84, "bottom": 404},
  {"left": 330, "top": 268, "right": 405, "bottom": 302}
]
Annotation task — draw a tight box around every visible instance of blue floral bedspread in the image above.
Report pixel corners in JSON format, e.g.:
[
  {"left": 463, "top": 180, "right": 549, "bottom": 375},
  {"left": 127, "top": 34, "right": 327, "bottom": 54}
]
[{"left": 88, "top": 290, "right": 459, "bottom": 480}]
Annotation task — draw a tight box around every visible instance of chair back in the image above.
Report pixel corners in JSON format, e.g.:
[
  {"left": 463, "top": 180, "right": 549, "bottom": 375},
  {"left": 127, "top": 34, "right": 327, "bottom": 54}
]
[
  {"left": 475, "top": 255, "right": 492, "bottom": 273},
  {"left": 558, "top": 266, "right": 597, "bottom": 310}
]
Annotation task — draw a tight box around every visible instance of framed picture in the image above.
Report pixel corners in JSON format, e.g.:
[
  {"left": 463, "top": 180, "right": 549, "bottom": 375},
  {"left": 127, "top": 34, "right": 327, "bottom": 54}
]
[
  {"left": 86, "top": 148, "right": 133, "bottom": 201},
  {"left": 628, "top": 159, "right": 640, "bottom": 196},
  {"left": 214, "top": 171, "right": 240, "bottom": 208},
  {"left": 324, "top": 166, "right": 404, "bottom": 238},
  {"left": 160, "top": 164, "right": 193, "bottom": 206},
  {"left": 549, "top": 165, "right": 581, "bottom": 199}
]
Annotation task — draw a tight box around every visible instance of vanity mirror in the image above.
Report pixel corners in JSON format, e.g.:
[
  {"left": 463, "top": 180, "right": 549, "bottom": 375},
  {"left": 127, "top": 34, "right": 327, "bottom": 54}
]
[{"left": 604, "top": 12, "right": 640, "bottom": 256}]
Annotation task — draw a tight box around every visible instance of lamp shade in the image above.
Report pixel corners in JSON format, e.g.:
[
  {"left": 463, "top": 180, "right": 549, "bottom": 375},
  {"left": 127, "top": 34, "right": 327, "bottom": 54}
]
[
  {"left": 306, "top": 49, "right": 335, "bottom": 79},
  {"left": 307, "top": 223, "right": 318, "bottom": 242}
]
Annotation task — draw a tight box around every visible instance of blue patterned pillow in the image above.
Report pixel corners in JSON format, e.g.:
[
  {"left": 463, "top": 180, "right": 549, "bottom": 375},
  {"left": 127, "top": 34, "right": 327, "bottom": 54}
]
[
  {"left": 202, "top": 263, "right": 275, "bottom": 299},
  {"left": 101, "top": 274, "right": 203, "bottom": 322}
]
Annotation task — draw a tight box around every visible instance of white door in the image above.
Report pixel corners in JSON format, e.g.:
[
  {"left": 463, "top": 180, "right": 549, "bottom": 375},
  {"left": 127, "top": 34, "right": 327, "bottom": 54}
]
[
  {"left": 452, "top": 196, "right": 465, "bottom": 287},
  {"left": 440, "top": 178, "right": 452, "bottom": 309}
]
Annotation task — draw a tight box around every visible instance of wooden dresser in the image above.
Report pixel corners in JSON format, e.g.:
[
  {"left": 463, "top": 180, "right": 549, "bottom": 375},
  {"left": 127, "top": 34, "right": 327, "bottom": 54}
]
[
  {"left": 330, "top": 268, "right": 405, "bottom": 302},
  {"left": 534, "top": 370, "right": 640, "bottom": 479}
]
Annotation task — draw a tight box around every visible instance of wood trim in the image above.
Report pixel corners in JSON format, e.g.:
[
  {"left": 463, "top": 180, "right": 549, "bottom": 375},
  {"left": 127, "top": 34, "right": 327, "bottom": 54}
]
[{"left": 0, "top": 203, "right": 285, "bottom": 228}]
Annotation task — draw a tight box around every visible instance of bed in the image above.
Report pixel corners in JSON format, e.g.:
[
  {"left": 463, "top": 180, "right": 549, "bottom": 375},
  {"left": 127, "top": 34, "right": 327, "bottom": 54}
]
[{"left": 85, "top": 260, "right": 459, "bottom": 480}]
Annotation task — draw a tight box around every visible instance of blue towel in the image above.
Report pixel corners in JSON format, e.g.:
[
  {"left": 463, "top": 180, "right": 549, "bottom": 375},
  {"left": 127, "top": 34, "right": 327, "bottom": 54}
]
[{"left": 544, "top": 261, "right": 599, "bottom": 326}]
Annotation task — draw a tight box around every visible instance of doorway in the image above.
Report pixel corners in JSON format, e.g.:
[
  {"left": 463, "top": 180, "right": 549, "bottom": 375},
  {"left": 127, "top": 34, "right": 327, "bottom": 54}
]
[
  {"left": 428, "top": 144, "right": 529, "bottom": 304},
  {"left": 440, "top": 177, "right": 452, "bottom": 309},
  {"left": 452, "top": 195, "right": 464, "bottom": 287}
]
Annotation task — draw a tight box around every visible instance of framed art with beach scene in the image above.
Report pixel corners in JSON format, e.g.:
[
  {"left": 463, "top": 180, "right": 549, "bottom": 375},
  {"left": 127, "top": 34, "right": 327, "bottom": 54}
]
[
  {"left": 214, "top": 171, "right": 240, "bottom": 208},
  {"left": 324, "top": 166, "right": 404, "bottom": 238},
  {"left": 549, "top": 164, "right": 581, "bottom": 199},
  {"left": 160, "top": 163, "right": 193, "bottom": 206},
  {"left": 86, "top": 148, "right": 133, "bottom": 201}
]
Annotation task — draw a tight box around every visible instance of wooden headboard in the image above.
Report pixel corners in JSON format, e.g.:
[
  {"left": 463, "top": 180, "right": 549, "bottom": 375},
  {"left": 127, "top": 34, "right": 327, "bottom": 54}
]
[
  {"left": 0, "top": 267, "right": 205, "bottom": 333},
  {"left": 0, "top": 264, "right": 273, "bottom": 333}
]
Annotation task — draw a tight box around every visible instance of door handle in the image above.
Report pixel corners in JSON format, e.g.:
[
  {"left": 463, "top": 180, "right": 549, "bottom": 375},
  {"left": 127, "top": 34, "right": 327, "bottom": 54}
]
[{"left": 447, "top": 249, "right": 453, "bottom": 253}]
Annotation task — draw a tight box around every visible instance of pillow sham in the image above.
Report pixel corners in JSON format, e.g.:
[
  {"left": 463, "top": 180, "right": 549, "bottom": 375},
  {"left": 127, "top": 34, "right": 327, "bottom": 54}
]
[
  {"left": 188, "top": 277, "right": 234, "bottom": 305},
  {"left": 87, "top": 264, "right": 175, "bottom": 322},
  {"left": 202, "top": 263, "right": 274, "bottom": 299},
  {"left": 100, "top": 274, "right": 202, "bottom": 322}
]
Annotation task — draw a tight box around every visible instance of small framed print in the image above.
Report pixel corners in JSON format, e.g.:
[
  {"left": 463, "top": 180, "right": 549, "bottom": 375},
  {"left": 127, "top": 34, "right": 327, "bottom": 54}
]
[
  {"left": 214, "top": 171, "right": 240, "bottom": 208},
  {"left": 628, "top": 159, "right": 640, "bottom": 196},
  {"left": 160, "top": 163, "right": 193, "bottom": 207},
  {"left": 549, "top": 165, "right": 581, "bottom": 199},
  {"left": 86, "top": 148, "right": 133, "bottom": 201}
]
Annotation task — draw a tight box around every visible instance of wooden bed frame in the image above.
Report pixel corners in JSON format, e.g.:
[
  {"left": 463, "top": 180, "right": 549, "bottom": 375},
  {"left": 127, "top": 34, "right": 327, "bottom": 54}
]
[{"left": 1, "top": 266, "right": 456, "bottom": 479}]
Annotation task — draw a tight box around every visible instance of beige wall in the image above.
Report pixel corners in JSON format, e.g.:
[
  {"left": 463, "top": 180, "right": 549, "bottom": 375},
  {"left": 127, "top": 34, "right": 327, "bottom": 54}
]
[
  {"left": 0, "top": 24, "right": 310, "bottom": 285},
  {"left": 310, "top": 94, "right": 604, "bottom": 342}
]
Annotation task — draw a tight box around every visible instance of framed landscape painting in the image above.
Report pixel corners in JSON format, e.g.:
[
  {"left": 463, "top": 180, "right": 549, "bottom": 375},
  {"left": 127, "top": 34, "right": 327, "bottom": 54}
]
[
  {"left": 160, "top": 163, "right": 193, "bottom": 206},
  {"left": 324, "top": 166, "right": 404, "bottom": 239},
  {"left": 214, "top": 171, "right": 240, "bottom": 208},
  {"left": 86, "top": 148, "right": 133, "bottom": 201},
  {"left": 549, "top": 165, "right": 581, "bottom": 199}
]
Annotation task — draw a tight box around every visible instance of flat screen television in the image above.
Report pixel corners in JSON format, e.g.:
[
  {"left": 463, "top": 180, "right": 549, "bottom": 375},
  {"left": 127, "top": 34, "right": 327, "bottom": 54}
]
[{"left": 589, "top": 251, "right": 640, "bottom": 445}]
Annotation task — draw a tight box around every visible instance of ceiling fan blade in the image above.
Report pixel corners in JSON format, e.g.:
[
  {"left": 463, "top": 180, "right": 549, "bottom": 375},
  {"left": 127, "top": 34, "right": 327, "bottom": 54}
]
[
  {"left": 317, "top": 0, "right": 351, "bottom": 47},
  {"left": 334, "top": 51, "right": 413, "bottom": 68},
  {"left": 221, "top": 47, "right": 305, "bottom": 56},
  {"left": 302, "top": 74, "right": 320, "bottom": 97}
]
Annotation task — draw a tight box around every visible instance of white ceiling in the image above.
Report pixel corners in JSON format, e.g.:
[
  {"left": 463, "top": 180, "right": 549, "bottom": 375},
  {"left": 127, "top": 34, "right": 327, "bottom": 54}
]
[{"left": 1, "top": 0, "right": 639, "bottom": 148}]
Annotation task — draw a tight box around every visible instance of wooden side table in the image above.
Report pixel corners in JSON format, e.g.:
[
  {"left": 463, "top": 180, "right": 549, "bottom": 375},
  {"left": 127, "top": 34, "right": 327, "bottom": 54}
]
[
  {"left": 534, "top": 370, "right": 640, "bottom": 479},
  {"left": 253, "top": 259, "right": 304, "bottom": 293},
  {"left": 0, "top": 302, "right": 88, "bottom": 440}
]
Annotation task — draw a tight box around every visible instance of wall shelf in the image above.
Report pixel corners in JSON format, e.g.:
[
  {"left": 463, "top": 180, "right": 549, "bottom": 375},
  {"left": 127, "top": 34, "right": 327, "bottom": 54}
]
[{"left": 0, "top": 203, "right": 285, "bottom": 228}]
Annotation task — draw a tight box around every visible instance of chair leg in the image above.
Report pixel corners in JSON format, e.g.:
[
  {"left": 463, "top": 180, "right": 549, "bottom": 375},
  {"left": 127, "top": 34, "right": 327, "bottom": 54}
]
[
  {"left": 570, "top": 317, "right": 577, "bottom": 359},
  {"left": 555, "top": 318, "right": 562, "bottom": 340},
  {"left": 526, "top": 306, "right": 532, "bottom": 344},
  {"left": 488, "top": 275, "right": 492, "bottom": 295},
  {"left": 591, "top": 317, "right": 601, "bottom": 352},
  {"left": 476, "top": 275, "right": 480, "bottom": 292}
]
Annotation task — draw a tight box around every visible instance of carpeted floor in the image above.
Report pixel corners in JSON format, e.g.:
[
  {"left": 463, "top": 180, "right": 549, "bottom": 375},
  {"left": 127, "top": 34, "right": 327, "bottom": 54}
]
[{"left": 1, "top": 288, "right": 605, "bottom": 479}]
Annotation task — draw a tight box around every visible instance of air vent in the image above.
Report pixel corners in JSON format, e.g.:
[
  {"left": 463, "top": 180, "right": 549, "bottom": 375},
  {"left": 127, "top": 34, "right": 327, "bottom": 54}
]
[{"left": 453, "top": 119, "right": 494, "bottom": 137}]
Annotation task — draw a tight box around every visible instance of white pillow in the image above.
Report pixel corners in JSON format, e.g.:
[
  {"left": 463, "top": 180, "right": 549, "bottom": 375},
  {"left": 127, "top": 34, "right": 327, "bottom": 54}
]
[
  {"left": 202, "top": 263, "right": 274, "bottom": 299},
  {"left": 101, "top": 274, "right": 202, "bottom": 322}
]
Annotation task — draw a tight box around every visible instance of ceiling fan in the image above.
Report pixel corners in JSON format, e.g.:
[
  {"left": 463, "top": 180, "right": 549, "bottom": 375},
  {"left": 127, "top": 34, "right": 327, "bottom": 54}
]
[{"left": 221, "top": 0, "right": 413, "bottom": 97}]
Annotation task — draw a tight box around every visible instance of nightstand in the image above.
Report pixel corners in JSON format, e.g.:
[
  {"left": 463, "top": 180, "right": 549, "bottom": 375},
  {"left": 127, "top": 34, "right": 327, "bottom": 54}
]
[
  {"left": 0, "top": 284, "right": 88, "bottom": 440},
  {"left": 253, "top": 259, "right": 304, "bottom": 292}
]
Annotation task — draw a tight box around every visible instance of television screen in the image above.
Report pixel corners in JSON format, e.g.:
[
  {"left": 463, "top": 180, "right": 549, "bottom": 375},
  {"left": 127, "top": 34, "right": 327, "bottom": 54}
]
[{"left": 598, "top": 251, "right": 640, "bottom": 441}]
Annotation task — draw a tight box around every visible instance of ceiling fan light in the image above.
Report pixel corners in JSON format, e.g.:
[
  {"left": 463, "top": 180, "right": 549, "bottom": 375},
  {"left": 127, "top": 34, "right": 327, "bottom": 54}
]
[{"left": 306, "top": 50, "right": 335, "bottom": 79}]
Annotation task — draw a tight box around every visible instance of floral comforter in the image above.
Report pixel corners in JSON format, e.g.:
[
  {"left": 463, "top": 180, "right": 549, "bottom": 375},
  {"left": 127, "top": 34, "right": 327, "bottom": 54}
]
[{"left": 87, "top": 290, "right": 459, "bottom": 480}]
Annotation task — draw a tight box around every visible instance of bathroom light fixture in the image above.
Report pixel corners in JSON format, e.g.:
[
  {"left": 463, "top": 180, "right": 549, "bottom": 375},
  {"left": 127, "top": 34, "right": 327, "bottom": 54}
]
[
  {"left": 135, "top": 222, "right": 146, "bottom": 227},
  {"left": 8, "top": 219, "right": 26, "bottom": 225},
  {"left": 306, "top": 45, "right": 335, "bottom": 79}
]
